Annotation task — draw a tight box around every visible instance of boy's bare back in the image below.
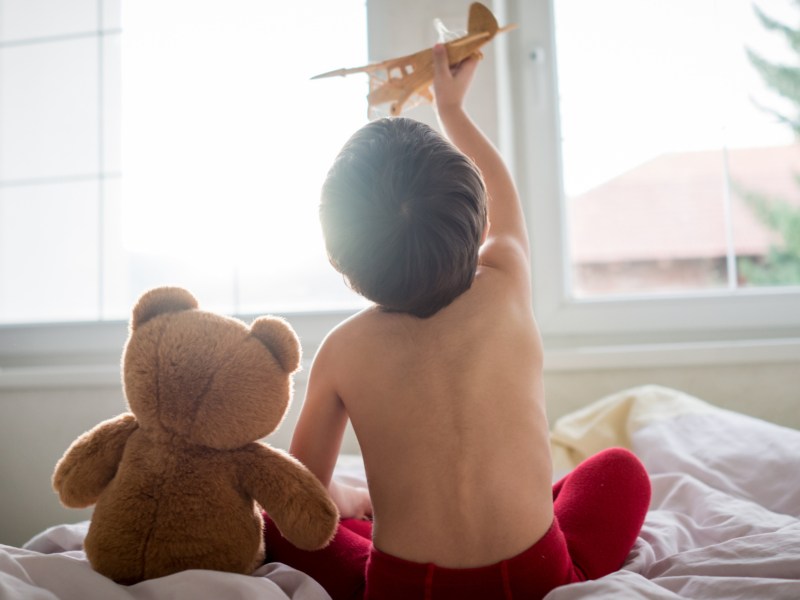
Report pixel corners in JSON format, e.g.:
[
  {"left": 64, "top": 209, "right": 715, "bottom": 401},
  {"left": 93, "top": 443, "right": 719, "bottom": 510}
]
[
  {"left": 317, "top": 261, "right": 552, "bottom": 566},
  {"left": 290, "top": 44, "right": 554, "bottom": 568}
]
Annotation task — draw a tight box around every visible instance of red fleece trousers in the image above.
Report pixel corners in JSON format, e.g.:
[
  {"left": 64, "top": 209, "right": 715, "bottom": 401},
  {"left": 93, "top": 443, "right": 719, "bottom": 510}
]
[{"left": 264, "top": 447, "right": 651, "bottom": 600}]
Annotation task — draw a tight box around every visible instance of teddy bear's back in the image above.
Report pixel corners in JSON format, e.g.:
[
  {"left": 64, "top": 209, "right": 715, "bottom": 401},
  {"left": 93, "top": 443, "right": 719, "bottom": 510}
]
[{"left": 84, "top": 429, "right": 264, "bottom": 584}]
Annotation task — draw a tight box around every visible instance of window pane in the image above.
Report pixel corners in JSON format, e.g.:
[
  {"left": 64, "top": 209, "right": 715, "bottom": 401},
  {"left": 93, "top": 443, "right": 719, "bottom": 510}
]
[
  {"left": 731, "top": 145, "right": 800, "bottom": 287},
  {"left": 120, "top": 0, "right": 369, "bottom": 317},
  {"left": 0, "top": 37, "right": 98, "bottom": 182},
  {"left": 0, "top": 181, "right": 99, "bottom": 322},
  {"left": 729, "top": 1, "right": 800, "bottom": 289},
  {"left": 554, "top": 0, "right": 798, "bottom": 298}
]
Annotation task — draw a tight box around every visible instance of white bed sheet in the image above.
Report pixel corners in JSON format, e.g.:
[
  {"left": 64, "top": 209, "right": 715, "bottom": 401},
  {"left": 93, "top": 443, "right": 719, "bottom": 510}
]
[
  {"left": 1, "top": 386, "right": 798, "bottom": 599},
  {"left": 2, "top": 520, "right": 329, "bottom": 600},
  {"left": 544, "top": 386, "right": 800, "bottom": 599}
]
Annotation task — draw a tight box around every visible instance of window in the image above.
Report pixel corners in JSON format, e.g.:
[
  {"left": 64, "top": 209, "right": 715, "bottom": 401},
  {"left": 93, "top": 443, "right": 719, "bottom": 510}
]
[
  {"left": 556, "top": 0, "right": 798, "bottom": 298},
  {"left": 0, "top": 0, "right": 115, "bottom": 325},
  {"left": 2, "top": 0, "right": 798, "bottom": 358},
  {"left": 508, "top": 0, "right": 800, "bottom": 345},
  {"left": 0, "top": 0, "right": 369, "bottom": 325},
  {"left": 121, "top": 0, "right": 370, "bottom": 317}
]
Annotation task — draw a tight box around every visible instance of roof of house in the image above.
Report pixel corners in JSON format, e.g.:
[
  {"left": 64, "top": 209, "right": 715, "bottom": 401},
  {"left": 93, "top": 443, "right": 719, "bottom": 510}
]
[{"left": 569, "top": 144, "right": 800, "bottom": 263}]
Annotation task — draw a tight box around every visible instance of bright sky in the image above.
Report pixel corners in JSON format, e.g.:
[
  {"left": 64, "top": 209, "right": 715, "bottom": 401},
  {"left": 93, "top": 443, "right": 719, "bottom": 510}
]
[
  {"left": 555, "top": 0, "right": 796, "bottom": 196},
  {"left": 122, "top": 0, "right": 368, "bottom": 271}
]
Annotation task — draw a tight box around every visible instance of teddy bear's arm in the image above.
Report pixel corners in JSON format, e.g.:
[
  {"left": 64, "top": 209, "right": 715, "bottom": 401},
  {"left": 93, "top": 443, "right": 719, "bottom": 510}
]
[
  {"left": 52, "top": 412, "right": 139, "bottom": 508},
  {"left": 240, "top": 444, "right": 339, "bottom": 551}
]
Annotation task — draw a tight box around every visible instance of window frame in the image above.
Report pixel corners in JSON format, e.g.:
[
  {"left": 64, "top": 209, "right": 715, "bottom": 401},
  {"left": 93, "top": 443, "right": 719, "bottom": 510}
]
[{"left": 505, "top": 0, "right": 800, "bottom": 350}]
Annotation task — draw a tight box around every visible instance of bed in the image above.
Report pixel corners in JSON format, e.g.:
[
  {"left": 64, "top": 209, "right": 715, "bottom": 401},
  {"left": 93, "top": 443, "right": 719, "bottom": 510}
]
[{"left": 2, "top": 385, "right": 798, "bottom": 599}]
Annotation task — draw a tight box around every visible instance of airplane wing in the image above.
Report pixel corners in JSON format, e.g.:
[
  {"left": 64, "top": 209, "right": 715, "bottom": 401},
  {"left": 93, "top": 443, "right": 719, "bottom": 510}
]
[{"left": 310, "top": 2, "right": 516, "bottom": 116}]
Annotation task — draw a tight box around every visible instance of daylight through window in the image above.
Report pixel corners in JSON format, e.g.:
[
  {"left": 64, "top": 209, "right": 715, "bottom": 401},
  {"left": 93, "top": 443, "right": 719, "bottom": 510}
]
[{"left": 555, "top": 0, "right": 800, "bottom": 299}]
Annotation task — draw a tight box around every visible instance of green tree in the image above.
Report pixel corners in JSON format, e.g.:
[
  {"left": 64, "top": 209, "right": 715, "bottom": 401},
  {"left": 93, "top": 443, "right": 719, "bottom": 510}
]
[{"left": 738, "top": 2, "right": 800, "bottom": 285}]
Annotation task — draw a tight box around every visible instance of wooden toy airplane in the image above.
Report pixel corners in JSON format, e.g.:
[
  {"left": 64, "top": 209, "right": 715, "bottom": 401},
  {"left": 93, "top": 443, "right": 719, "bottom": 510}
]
[{"left": 312, "top": 2, "right": 516, "bottom": 117}]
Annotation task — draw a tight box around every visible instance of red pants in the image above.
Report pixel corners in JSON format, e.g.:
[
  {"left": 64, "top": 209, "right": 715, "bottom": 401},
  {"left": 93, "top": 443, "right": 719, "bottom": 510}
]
[{"left": 264, "top": 448, "right": 650, "bottom": 600}]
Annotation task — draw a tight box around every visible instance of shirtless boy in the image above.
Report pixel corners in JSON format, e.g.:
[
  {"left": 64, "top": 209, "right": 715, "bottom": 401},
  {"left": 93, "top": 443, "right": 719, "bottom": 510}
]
[{"left": 265, "top": 44, "right": 650, "bottom": 600}]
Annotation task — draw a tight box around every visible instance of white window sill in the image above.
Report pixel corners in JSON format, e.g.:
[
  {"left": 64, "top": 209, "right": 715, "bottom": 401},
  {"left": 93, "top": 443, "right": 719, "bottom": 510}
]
[
  {"left": 544, "top": 337, "right": 800, "bottom": 371},
  {"left": 2, "top": 335, "right": 797, "bottom": 390}
]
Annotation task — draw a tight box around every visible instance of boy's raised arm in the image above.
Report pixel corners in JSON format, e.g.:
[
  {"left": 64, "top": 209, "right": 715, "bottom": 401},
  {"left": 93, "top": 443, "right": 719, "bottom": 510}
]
[{"left": 431, "top": 44, "right": 529, "bottom": 270}]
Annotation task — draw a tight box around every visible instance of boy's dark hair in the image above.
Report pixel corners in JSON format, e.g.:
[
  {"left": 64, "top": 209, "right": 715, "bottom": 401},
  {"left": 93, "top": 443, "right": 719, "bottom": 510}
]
[{"left": 320, "top": 117, "right": 487, "bottom": 318}]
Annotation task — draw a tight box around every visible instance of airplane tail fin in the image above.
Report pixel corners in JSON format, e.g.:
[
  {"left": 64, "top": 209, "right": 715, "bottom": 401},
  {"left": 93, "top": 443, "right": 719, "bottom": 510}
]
[{"left": 467, "top": 2, "right": 499, "bottom": 37}]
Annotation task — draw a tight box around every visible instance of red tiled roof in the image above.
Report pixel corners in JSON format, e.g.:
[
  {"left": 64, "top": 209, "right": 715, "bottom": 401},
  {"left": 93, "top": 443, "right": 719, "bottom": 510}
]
[{"left": 569, "top": 145, "right": 800, "bottom": 263}]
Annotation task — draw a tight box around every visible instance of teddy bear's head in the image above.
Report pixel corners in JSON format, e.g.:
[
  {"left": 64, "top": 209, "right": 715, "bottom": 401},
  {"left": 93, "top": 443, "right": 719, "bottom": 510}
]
[{"left": 121, "top": 287, "right": 301, "bottom": 449}]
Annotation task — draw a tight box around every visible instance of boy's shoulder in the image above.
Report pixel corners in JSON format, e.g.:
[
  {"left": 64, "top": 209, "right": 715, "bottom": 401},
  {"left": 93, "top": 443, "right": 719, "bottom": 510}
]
[
  {"left": 476, "top": 238, "right": 533, "bottom": 306},
  {"left": 315, "top": 306, "right": 402, "bottom": 373},
  {"left": 478, "top": 236, "right": 530, "bottom": 279},
  {"left": 321, "top": 306, "right": 383, "bottom": 348}
]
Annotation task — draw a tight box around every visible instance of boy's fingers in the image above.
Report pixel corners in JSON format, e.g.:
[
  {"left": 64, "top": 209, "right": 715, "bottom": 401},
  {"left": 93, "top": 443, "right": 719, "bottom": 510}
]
[
  {"left": 455, "top": 55, "right": 479, "bottom": 79},
  {"left": 432, "top": 43, "right": 451, "bottom": 81}
]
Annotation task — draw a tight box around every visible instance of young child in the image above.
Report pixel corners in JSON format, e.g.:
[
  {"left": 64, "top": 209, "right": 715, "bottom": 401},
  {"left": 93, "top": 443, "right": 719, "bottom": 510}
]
[{"left": 264, "top": 44, "right": 651, "bottom": 600}]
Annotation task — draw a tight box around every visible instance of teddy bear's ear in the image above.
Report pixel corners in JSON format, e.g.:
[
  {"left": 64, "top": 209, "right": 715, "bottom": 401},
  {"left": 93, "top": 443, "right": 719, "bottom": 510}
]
[
  {"left": 131, "top": 286, "right": 198, "bottom": 330},
  {"left": 250, "top": 316, "right": 302, "bottom": 373}
]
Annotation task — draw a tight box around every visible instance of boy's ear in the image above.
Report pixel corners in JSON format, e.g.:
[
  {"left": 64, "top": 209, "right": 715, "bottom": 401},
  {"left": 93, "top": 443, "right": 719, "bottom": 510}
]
[
  {"left": 131, "top": 287, "right": 198, "bottom": 330},
  {"left": 250, "top": 316, "right": 302, "bottom": 373}
]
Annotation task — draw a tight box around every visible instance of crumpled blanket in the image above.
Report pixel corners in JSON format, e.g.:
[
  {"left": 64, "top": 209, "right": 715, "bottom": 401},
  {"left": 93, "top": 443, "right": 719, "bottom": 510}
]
[{"left": 546, "top": 384, "right": 800, "bottom": 599}]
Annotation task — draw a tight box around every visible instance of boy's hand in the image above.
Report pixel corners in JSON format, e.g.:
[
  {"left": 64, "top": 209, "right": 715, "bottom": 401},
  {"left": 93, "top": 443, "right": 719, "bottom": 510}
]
[
  {"left": 432, "top": 43, "right": 479, "bottom": 114},
  {"left": 330, "top": 479, "right": 373, "bottom": 520}
]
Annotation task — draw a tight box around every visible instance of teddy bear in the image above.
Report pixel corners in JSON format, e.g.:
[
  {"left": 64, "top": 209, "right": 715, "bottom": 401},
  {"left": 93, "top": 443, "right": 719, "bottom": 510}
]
[{"left": 52, "top": 286, "right": 339, "bottom": 584}]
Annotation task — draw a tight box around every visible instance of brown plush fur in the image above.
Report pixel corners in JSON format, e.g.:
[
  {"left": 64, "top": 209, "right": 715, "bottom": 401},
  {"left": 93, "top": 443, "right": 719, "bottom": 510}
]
[{"left": 53, "top": 286, "right": 339, "bottom": 584}]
